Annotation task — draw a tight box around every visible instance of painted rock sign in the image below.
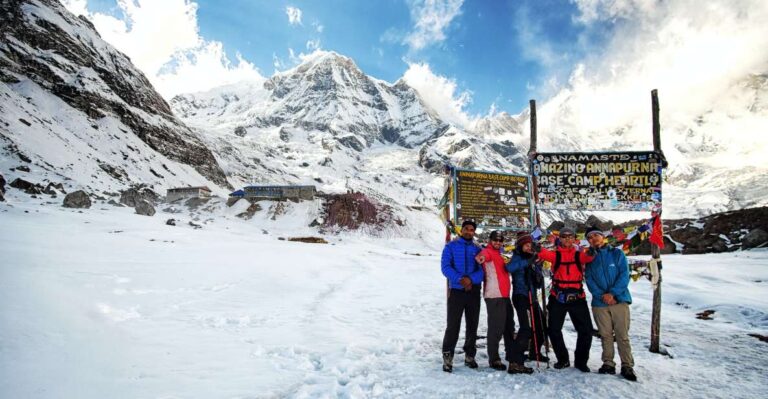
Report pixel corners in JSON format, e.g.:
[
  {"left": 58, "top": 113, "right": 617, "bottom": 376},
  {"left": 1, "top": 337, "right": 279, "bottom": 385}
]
[
  {"left": 454, "top": 169, "right": 533, "bottom": 230},
  {"left": 532, "top": 151, "right": 663, "bottom": 211}
]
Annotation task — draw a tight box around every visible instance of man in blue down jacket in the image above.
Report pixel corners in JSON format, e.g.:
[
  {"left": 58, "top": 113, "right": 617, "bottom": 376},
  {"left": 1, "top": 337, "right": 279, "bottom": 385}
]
[
  {"left": 440, "top": 220, "right": 484, "bottom": 373},
  {"left": 584, "top": 226, "right": 638, "bottom": 382}
]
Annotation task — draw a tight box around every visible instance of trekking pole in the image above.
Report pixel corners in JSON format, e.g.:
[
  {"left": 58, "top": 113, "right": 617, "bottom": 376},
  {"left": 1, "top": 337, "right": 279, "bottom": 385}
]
[
  {"left": 527, "top": 274, "right": 541, "bottom": 370},
  {"left": 538, "top": 260, "right": 551, "bottom": 369},
  {"left": 539, "top": 276, "right": 551, "bottom": 369}
]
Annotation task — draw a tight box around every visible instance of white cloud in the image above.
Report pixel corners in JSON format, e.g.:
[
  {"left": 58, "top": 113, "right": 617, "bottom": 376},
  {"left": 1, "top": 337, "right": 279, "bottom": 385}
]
[
  {"left": 286, "top": 6, "right": 302, "bottom": 25},
  {"left": 312, "top": 21, "right": 324, "bottom": 33},
  {"left": 402, "top": 62, "right": 472, "bottom": 127},
  {"left": 513, "top": 6, "right": 569, "bottom": 70},
  {"left": 272, "top": 53, "right": 285, "bottom": 71},
  {"left": 62, "top": 0, "right": 263, "bottom": 98},
  {"left": 61, "top": 0, "right": 88, "bottom": 16},
  {"left": 306, "top": 39, "right": 321, "bottom": 51},
  {"left": 404, "top": 0, "right": 464, "bottom": 51},
  {"left": 533, "top": 0, "right": 768, "bottom": 170}
]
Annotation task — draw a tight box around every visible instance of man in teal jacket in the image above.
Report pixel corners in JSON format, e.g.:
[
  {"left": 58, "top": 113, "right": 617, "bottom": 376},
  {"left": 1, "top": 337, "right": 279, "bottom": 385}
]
[{"left": 584, "top": 226, "right": 637, "bottom": 382}]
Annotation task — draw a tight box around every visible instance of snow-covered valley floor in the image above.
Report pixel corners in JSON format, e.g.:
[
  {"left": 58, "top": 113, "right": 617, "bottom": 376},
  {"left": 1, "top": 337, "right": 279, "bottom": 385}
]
[{"left": 1, "top": 201, "right": 767, "bottom": 398}]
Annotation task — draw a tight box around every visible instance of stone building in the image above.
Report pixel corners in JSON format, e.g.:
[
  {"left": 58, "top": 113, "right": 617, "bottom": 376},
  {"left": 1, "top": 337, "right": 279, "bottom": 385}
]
[
  {"left": 229, "top": 185, "right": 316, "bottom": 201},
  {"left": 166, "top": 186, "right": 212, "bottom": 202}
]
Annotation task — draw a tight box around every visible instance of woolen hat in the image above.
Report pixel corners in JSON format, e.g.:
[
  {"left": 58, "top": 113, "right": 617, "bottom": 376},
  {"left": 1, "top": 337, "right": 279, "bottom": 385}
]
[
  {"left": 560, "top": 227, "right": 575, "bottom": 236},
  {"left": 516, "top": 233, "right": 533, "bottom": 248},
  {"left": 489, "top": 230, "right": 504, "bottom": 241}
]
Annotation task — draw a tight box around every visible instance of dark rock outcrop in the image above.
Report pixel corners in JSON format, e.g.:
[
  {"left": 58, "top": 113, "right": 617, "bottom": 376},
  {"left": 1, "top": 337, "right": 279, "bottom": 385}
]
[
  {"left": 9, "top": 178, "right": 42, "bottom": 194},
  {"left": 287, "top": 236, "right": 328, "bottom": 244},
  {"left": 596, "top": 206, "right": 768, "bottom": 254},
  {"left": 134, "top": 199, "right": 155, "bottom": 216},
  {"left": 0, "top": 0, "right": 229, "bottom": 187},
  {"left": 322, "top": 192, "right": 398, "bottom": 231},
  {"left": 0, "top": 173, "right": 5, "bottom": 193},
  {"left": 585, "top": 215, "right": 614, "bottom": 231},
  {"left": 742, "top": 228, "right": 768, "bottom": 249},
  {"left": 120, "top": 187, "right": 159, "bottom": 207},
  {"left": 62, "top": 190, "right": 91, "bottom": 208}
]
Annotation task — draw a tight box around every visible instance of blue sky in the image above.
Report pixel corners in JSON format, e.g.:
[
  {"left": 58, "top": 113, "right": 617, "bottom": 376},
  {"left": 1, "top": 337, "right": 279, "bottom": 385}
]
[{"left": 68, "top": 0, "right": 613, "bottom": 117}]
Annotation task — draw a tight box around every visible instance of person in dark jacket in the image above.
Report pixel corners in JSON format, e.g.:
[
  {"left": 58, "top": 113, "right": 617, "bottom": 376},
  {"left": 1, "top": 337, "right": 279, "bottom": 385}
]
[
  {"left": 440, "top": 220, "right": 484, "bottom": 372},
  {"left": 584, "top": 226, "right": 637, "bottom": 381},
  {"left": 506, "top": 233, "right": 548, "bottom": 364},
  {"left": 537, "top": 227, "right": 595, "bottom": 372}
]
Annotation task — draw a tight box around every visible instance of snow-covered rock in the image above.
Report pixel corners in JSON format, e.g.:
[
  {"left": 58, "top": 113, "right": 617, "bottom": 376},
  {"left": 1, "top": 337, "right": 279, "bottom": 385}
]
[{"left": 62, "top": 190, "right": 90, "bottom": 208}]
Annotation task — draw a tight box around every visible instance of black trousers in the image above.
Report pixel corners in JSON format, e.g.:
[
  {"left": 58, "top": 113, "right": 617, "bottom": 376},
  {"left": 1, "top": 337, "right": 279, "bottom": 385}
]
[
  {"left": 512, "top": 294, "right": 545, "bottom": 358},
  {"left": 442, "top": 286, "right": 481, "bottom": 357},
  {"left": 547, "top": 296, "right": 594, "bottom": 367},
  {"left": 485, "top": 297, "right": 520, "bottom": 363}
]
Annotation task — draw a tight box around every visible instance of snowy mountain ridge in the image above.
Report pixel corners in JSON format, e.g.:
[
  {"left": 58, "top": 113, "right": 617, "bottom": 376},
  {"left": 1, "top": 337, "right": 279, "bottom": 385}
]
[
  {"left": 169, "top": 50, "right": 531, "bottom": 220},
  {"left": 1, "top": 0, "right": 766, "bottom": 228}
]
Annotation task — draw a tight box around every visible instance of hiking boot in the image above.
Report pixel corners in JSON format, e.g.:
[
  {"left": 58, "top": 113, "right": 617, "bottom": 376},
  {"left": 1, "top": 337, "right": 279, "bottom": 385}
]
[
  {"left": 442, "top": 352, "right": 453, "bottom": 373},
  {"left": 621, "top": 367, "right": 638, "bottom": 381},
  {"left": 553, "top": 360, "right": 570, "bottom": 369},
  {"left": 598, "top": 365, "right": 616, "bottom": 375},
  {"left": 576, "top": 364, "right": 590, "bottom": 373},
  {"left": 464, "top": 356, "right": 479, "bottom": 369},
  {"left": 489, "top": 360, "right": 506, "bottom": 371},
  {"left": 507, "top": 362, "right": 534, "bottom": 374}
]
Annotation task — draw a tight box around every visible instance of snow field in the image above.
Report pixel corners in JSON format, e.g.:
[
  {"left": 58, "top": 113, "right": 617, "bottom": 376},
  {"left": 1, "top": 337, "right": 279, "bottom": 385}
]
[{"left": 1, "top": 201, "right": 767, "bottom": 398}]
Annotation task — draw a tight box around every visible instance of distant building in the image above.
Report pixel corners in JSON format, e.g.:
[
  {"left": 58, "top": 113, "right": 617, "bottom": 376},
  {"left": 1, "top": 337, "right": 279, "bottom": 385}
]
[
  {"left": 229, "top": 185, "right": 316, "bottom": 201},
  {"left": 167, "top": 186, "right": 212, "bottom": 202}
]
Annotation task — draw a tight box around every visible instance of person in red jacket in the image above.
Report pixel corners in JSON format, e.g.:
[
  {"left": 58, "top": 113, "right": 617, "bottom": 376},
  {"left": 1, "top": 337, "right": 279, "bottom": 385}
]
[
  {"left": 537, "top": 227, "right": 595, "bottom": 372},
  {"left": 475, "top": 231, "right": 532, "bottom": 374}
]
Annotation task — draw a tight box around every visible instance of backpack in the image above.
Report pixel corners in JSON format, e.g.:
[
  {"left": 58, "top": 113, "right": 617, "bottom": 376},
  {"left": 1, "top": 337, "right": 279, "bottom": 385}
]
[{"left": 552, "top": 251, "right": 585, "bottom": 303}]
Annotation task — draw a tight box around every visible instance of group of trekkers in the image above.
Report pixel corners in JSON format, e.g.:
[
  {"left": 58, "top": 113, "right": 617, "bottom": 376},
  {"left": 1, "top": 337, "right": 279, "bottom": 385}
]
[{"left": 440, "top": 220, "right": 637, "bottom": 381}]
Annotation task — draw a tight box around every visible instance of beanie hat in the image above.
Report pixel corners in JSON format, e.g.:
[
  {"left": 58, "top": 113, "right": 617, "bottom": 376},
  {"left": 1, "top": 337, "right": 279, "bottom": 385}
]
[
  {"left": 489, "top": 230, "right": 504, "bottom": 241},
  {"left": 585, "top": 226, "right": 604, "bottom": 238},
  {"left": 560, "top": 227, "right": 575, "bottom": 236},
  {"left": 462, "top": 220, "right": 477, "bottom": 229},
  {"left": 516, "top": 233, "right": 533, "bottom": 248}
]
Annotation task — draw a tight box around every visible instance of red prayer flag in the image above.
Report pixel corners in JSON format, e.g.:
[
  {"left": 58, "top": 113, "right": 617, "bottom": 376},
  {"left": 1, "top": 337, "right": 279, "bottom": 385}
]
[{"left": 649, "top": 215, "right": 665, "bottom": 248}]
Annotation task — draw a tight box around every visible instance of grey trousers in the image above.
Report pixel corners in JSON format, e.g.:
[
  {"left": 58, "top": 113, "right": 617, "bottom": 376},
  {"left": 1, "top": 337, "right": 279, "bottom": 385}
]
[
  {"left": 593, "top": 302, "right": 635, "bottom": 368},
  {"left": 485, "top": 297, "right": 521, "bottom": 363}
]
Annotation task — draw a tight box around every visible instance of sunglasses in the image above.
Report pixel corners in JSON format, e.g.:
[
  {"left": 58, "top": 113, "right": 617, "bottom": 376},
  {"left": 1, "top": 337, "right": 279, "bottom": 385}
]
[
  {"left": 491, "top": 238, "right": 504, "bottom": 242},
  {"left": 560, "top": 235, "right": 575, "bottom": 239}
]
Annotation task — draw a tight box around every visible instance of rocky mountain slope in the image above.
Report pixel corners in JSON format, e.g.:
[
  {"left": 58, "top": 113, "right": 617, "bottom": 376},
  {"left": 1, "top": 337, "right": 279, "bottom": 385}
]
[
  {"left": 170, "top": 51, "right": 530, "bottom": 214},
  {"left": 2, "top": 0, "right": 766, "bottom": 241},
  {"left": 0, "top": 0, "right": 229, "bottom": 200}
]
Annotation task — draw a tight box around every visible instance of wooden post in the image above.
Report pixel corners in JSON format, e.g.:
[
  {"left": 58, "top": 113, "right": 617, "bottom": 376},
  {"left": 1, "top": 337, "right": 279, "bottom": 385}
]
[
  {"left": 650, "top": 89, "right": 663, "bottom": 354},
  {"left": 528, "top": 100, "right": 541, "bottom": 227},
  {"left": 528, "top": 99, "right": 549, "bottom": 357},
  {"left": 529, "top": 99, "right": 538, "bottom": 156}
]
